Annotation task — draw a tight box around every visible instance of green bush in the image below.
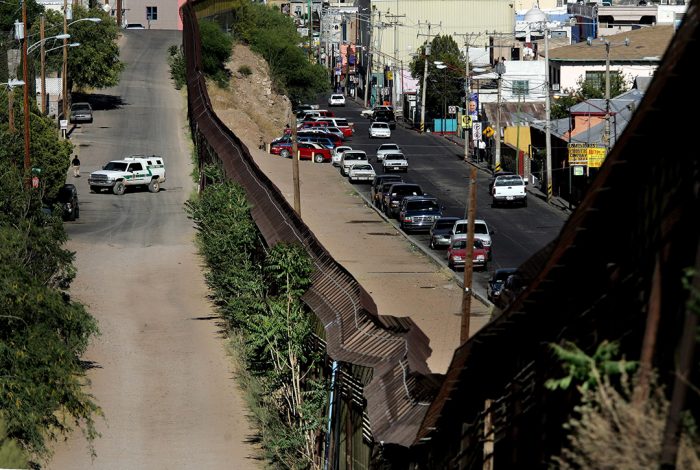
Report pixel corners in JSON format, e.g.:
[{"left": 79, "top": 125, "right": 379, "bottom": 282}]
[
  {"left": 199, "top": 19, "right": 234, "bottom": 87},
  {"left": 238, "top": 65, "right": 252, "bottom": 77},
  {"left": 230, "top": 2, "right": 328, "bottom": 103},
  {"left": 167, "top": 44, "right": 186, "bottom": 90},
  {"left": 186, "top": 167, "right": 327, "bottom": 467}
]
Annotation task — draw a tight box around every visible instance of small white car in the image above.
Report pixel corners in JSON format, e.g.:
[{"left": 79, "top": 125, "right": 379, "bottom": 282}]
[
  {"left": 328, "top": 94, "right": 346, "bottom": 107},
  {"left": 382, "top": 153, "right": 408, "bottom": 173},
  {"left": 376, "top": 143, "right": 402, "bottom": 161},
  {"left": 369, "top": 122, "right": 391, "bottom": 139},
  {"left": 332, "top": 145, "right": 353, "bottom": 167},
  {"left": 347, "top": 163, "right": 376, "bottom": 183}
]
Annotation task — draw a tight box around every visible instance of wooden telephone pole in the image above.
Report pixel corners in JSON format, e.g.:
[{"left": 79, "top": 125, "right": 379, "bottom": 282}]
[{"left": 460, "top": 167, "right": 478, "bottom": 342}]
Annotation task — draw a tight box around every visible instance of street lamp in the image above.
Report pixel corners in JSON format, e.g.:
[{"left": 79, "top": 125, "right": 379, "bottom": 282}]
[
  {"left": 493, "top": 60, "right": 505, "bottom": 171},
  {"left": 587, "top": 36, "right": 629, "bottom": 154},
  {"left": 434, "top": 62, "right": 447, "bottom": 135}
]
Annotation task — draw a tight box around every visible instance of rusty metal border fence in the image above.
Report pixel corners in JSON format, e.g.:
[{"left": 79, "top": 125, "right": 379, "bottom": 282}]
[{"left": 180, "top": 0, "right": 434, "bottom": 448}]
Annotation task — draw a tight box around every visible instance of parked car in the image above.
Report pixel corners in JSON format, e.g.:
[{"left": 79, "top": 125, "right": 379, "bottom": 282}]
[
  {"left": 370, "top": 174, "right": 403, "bottom": 207},
  {"left": 297, "top": 135, "right": 336, "bottom": 149},
  {"left": 376, "top": 143, "right": 402, "bottom": 162},
  {"left": 496, "top": 272, "right": 528, "bottom": 309},
  {"left": 48, "top": 183, "right": 80, "bottom": 221},
  {"left": 398, "top": 196, "right": 442, "bottom": 232},
  {"left": 314, "top": 117, "right": 354, "bottom": 138},
  {"left": 348, "top": 163, "right": 376, "bottom": 183},
  {"left": 449, "top": 219, "right": 494, "bottom": 260},
  {"left": 69, "top": 102, "right": 93, "bottom": 124},
  {"left": 332, "top": 145, "right": 353, "bottom": 166},
  {"left": 361, "top": 105, "right": 393, "bottom": 119},
  {"left": 271, "top": 141, "right": 331, "bottom": 162},
  {"left": 429, "top": 216, "right": 461, "bottom": 249},
  {"left": 487, "top": 268, "right": 519, "bottom": 304},
  {"left": 328, "top": 94, "right": 346, "bottom": 106},
  {"left": 382, "top": 183, "right": 424, "bottom": 218},
  {"left": 447, "top": 238, "right": 488, "bottom": 271},
  {"left": 371, "top": 109, "right": 397, "bottom": 129},
  {"left": 369, "top": 122, "right": 391, "bottom": 139},
  {"left": 340, "top": 150, "right": 369, "bottom": 176}
]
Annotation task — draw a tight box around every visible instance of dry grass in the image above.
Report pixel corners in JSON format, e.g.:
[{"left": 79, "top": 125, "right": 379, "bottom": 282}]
[
  {"left": 554, "top": 374, "right": 700, "bottom": 469},
  {"left": 207, "top": 43, "right": 291, "bottom": 150}
]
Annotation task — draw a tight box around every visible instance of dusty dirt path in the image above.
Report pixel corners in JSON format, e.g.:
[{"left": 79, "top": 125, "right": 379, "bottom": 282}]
[{"left": 48, "top": 31, "right": 262, "bottom": 469}]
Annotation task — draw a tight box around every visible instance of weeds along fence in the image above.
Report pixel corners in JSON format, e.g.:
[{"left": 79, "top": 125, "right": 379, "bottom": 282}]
[{"left": 181, "top": 0, "right": 435, "bottom": 452}]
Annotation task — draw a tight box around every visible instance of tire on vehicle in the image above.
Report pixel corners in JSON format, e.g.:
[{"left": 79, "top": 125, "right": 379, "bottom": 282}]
[
  {"left": 113, "top": 181, "right": 126, "bottom": 195},
  {"left": 148, "top": 179, "right": 160, "bottom": 193},
  {"left": 280, "top": 149, "right": 290, "bottom": 158},
  {"left": 90, "top": 185, "right": 100, "bottom": 193},
  {"left": 314, "top": 154, "right": 324, "bottom": 163}
]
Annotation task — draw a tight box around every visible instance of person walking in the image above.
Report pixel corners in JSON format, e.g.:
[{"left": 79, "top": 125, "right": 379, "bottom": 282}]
[{"left": 71, "top": 155, "right": 81, "bottom": 177}]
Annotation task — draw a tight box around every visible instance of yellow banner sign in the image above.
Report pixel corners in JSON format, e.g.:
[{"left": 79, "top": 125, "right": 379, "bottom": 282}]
[
  {"left": 568, "top": 144, "right": 606, "bottom": 167},
  {"left": 586, "top": 147, "right": 606, "bottom": 168}
]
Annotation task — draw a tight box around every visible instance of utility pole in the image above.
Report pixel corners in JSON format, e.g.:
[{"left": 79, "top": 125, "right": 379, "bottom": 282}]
[
  {"left": 460, "top": 166, "right": 478, "bottom": 343},
  {"left": 40, "top": 15, "right": 46, "bottom": 114},
  {"left": 544, "top": 27, "right": 553, "bottom": 202},
  {"left": 417, "top": 21, "right": 439, "bottom": 133},
  {"left": 385, "top": 7, "right": 405, "bottom": 108},
  {"left": 22, "top": 0, "right": 31, "bottom": 179},
  {"left": 8, "top": 87, "right": 15, "bottom": 132},
  {"left": 290, "top": 114, "right": 301, "bottom": 216},
  {"left": 493, "top": 60, "right": 505, "bottom": 172},
  {"left": 116, "top": 0, "right": 122, "bottom": 28},
  {"left": 63, "top": 0, "right": 69, "bottom": 120},
  {"left": 364, "top": 9, "right": 373, "bottom": 107}
]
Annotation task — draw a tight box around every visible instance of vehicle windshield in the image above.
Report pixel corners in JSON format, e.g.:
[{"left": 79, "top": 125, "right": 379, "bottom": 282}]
[
  {"left": 344, "top": 152, "right": 366, "bottom": 160},
  {"left": 72, "top": 103, "right": 90, "bottom": 111},
  {"left": 495, "top": 176, "right": 524, "bottom": 186},
  {"left": 455, "top": 222, "right": 488, "bottom": 235},
  {"left": 373, "top": 123, "right": 389, "bottom": 128},
  {"left": 435, "top": 219, "right": 456, "bottom": 229},
  {"left": 103, "top": 162, "right": 128, "bottom": 171},
  {"left": 494, "top": 270, "right": 517, "bottom": 282},
  {"left": 331, "top": 94, "right": 343, "bottom": 99},
  {"left": 392, "top": 186, "right": 421, "bottom": 196},
  {"left": 406, "top": 200, "right": 439, "bottom": 211},
  {"left": 379, "top": 145, "right": 400, "bottom": 151},
  {"left": 385, "top": 154, "right": 405, "bottom": 160},
  {"left": 57, "top": 187, "right": 74, "bottom": 202},
  {"left": 353, "top": 164, "right": 373, "bottom": 171}
]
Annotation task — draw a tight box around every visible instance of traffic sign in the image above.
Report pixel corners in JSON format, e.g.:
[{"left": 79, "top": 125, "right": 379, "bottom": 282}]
[
  {"left": 448, "top": 105, "right": 457, "bottom": 115},
  {"left": 483, "top": 126, "right": 495, "bottom": 138},
  {"left": 472, "top": 122, "right": 482, "bottom": 142},
  {"left": 461, "top": 115, "right": 472, "bottom": 129}
]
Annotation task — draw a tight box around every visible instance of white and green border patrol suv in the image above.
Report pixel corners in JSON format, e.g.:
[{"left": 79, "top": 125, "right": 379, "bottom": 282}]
[{"left": 88, "top": 155, "right": 166, "bottom": 195}]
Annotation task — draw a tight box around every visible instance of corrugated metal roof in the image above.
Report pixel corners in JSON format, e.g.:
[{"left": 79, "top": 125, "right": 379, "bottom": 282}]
[
  {"left": 482, "top": 102, "right": 546, "bottom": 127},
  {"left": 413, "top": 2, "right": 700, "bottom": 458},
  {"left": 545, "top": 25, "right": 675, "bottom": 62}
]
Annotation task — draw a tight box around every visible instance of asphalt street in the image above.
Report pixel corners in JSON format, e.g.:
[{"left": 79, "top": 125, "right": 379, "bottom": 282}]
[{"left": 316, "top": 97, "right": 569, "bottom": 288}]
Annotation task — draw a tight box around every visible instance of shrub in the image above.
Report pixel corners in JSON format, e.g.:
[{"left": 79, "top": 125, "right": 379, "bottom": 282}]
[
  {"left": 199, "top": 19, "right": 234, "bottom": 87},
  {"left": 167, "top": 44, "right": 186, "bottom": 90},
  {"left": 238, "top": 65, "right": 252, "bottom": 77}
]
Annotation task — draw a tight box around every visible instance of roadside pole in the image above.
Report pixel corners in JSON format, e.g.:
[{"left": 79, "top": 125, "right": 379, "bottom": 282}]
[
  {"left": 460, "top": 166, "right": 477, "bottom": 343},
  {"left": 291, "top": 115, "right": 301, "bottom": 216}
]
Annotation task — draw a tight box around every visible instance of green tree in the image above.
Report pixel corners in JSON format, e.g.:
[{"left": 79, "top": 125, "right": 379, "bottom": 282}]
[
  {"left": 31, "top": 6, "right": 124, "bottom": 91},
  {"left": 410, "top": 35, "right": 466, "bottom": 120},
  {"left": 0, "top": 166, "right": 100, "bottom": 461},
  {"left": 0, "top": 0, "right": 45, "bottom": 82},
  {"left": 199, "top": 19, "right": 234, "bottom": 86},
  {"left": 228, "top": 2, "right": 328, "bottom": 103}
]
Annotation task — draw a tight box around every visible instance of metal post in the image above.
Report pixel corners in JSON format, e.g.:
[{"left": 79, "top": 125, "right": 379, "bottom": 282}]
[
  {"left": 40, "top": 16, "right": 46, "bottom": 114},
  {"left": 22, "top": 0, "right": 31, "bottom": 179},
  {"left": 464, "top": 44, "right": 470, "bottom": 161},
  {"left": 307, "top": 0, "right": 313, "bottom": 61},
  {"left": 544, "top": 28, "right": 553, "bottom": 202},
  {"left": 8, "top": 87, "right": 15, "bottom": 132},
  {"left": 419, "top": 42, "right": 430, "bottom": 133},
  {"left": 63, "top": 0, "right": 69, "bottom": 120},
  {"left": 460, "top": 166, "right": 477, "bottom": 343},
  {"left": 291, "top": 114, "right": 301, "bottom": 216},
  {"left": 604, "top": 41, "right": 611, "bottom": 154},
  {"left": 364, "top": 10, "right": 372, "bottom": 107},
  {"left": 494, "top": 62, "right": 504, "bottom": 172}
]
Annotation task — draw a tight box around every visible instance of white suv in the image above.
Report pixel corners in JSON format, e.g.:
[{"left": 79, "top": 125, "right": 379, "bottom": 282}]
[
  {"left": 328, "top": 94, "right": 346, "bottom": 106},
  {"left": 369, "top": 122, "right": 391, "bottom": 139},
  {"left": 449, "top": 219, "right": 494, "bottom": 260},
  {"left": 340, "top": 151, "right": 368, "bottom": 176}
]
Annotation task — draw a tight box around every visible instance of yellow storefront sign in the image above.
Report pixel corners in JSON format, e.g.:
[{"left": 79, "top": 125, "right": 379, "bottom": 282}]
[
  {"left": 586, "top": 147, "right": 606, "bottom": 168},
  {"left": 568, "top": 144, "right": 606, "bottom": 167}
]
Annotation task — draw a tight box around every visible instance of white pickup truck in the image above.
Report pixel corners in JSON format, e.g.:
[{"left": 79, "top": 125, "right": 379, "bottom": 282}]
[
  {"left": 88, "top": 155, "right": 166, "bottom": 195},
  {"left": 491, "top": 174, "right": 527, "bottom": 207}
]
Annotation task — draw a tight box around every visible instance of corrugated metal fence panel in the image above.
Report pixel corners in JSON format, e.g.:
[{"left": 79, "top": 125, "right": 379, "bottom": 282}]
[{"left": 181, "top": 0, "right": 435, "bottom": 448}]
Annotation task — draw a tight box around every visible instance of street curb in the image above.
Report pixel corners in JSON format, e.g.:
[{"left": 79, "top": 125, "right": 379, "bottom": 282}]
[{"left": 350, "top": 183, "right": 494, "bottom": 310}]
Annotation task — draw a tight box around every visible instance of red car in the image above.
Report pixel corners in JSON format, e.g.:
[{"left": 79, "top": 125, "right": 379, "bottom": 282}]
[
  {"left": 447, "top": 238, "right": 488, "bottom": 271},
  {"left": 270, "top": 141, "right": 331, "bottom": 163}
]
